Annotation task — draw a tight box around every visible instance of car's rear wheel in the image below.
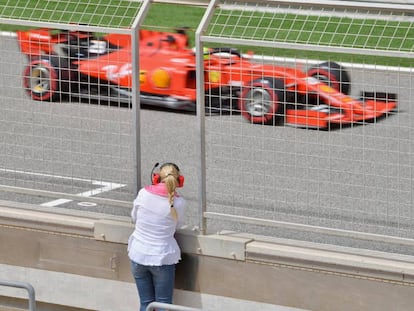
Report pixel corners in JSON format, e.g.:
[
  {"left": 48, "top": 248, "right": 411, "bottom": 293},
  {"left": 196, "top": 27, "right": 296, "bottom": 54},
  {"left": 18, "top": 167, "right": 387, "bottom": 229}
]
[
  {"left": 307, "top": 61, "right": 351, "bottom": 95},
  {"left": 23, "top": 58, "right": 60, "bottom": 101},
  {"left": 238, "top": 78, "right": 286, "bottom": 125}
]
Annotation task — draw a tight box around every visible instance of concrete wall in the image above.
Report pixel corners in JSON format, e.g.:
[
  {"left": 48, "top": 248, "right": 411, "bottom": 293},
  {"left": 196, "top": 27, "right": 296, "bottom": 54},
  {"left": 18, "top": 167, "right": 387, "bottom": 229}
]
[
  {"left": 1, "top": 201, "right": 414, "bottom": 311},
  {"left": 0, "top": 202, "right": 414, "bottom": 311}
]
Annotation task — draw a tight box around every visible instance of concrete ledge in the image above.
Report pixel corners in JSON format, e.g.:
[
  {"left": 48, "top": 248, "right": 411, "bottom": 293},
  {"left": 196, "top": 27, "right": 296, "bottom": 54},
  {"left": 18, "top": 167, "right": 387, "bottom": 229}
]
[
  {"left": 0, "top": 202, "right": 251, "bottom": 261},
  {"left": 3, "top": 201, "right": 414, "bottom": 311},
  {"left": 177, "top": 230, "right": 253, "bottom": 261},
  {"left": 2, "top": 200, "right": 414, "bottom": 284},
  {"left": 246, "top": 240, "right": 414, "bottom": 283},
  {"left": 94, "top": 219, "right": 134, "bottom": 243},
  {"left": 0, "top": 205, "right": 95, "bottom": 237}
]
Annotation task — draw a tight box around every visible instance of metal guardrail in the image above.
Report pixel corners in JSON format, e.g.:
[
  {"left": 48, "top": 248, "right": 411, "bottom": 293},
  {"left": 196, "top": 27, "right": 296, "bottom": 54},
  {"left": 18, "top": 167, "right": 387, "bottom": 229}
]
[
  {"left": 0, "top": 280, "right": 36, "bottom": 311},
  {"left": 146, "top": 302, "right": 202, "bottom": 311}
]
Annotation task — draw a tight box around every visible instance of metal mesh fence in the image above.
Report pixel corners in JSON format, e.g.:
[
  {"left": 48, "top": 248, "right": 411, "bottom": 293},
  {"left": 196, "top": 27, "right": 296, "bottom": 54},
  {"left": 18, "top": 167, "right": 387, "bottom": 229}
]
[
  {"left": 198, "top": 0, "right": 414, "bottom": 253},
  {"left": 0, "top": 0, "right": 142, "bottom": 28},
  {"left": 0, "top": 30, "right": 135, "bottom": 213},
  {"left": 0, "top": 0, "right": 146, "bottom": 215},
  {"left": 0, "top": 1, "right": 201, "bottom": 224},
  {"left": 208, "top": 1, "right": 413, "bottom": 54}
]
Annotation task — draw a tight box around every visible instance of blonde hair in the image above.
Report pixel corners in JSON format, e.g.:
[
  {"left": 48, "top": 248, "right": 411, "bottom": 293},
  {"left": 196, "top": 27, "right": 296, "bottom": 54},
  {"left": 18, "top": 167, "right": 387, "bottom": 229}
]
[{"left": 159, "top": 163, "right": 180, "bottom": 221}]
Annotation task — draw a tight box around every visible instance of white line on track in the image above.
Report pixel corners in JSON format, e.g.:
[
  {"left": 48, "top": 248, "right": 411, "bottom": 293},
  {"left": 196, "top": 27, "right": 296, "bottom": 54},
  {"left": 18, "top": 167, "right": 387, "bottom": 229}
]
[
  {"left": 1, "top": 168, "right": 126, "bottom": 207},
  {"left": 41, "top": 180, "right": 126, "bottom": 207},
  {"left": 0, "top": 31, "right": 16, "bottom": 37}
]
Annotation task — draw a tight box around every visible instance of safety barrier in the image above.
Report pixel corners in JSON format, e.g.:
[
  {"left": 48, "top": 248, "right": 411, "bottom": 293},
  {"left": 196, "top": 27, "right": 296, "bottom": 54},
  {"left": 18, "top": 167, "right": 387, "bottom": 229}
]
[{"left": 0, "top": 280, "right": 36, "bottom": 311}]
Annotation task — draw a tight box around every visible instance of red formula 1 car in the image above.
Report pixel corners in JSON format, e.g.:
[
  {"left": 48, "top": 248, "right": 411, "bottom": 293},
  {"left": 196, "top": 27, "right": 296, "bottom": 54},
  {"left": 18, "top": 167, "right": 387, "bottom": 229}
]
[{"left": 17, "top": 28, "right": 397, "bottom": 129}]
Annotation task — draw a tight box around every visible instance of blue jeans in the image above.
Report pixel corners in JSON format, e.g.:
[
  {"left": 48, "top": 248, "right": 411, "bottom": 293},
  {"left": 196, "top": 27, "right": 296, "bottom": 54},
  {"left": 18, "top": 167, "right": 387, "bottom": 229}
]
[{"left": 130, "top": 261, "right": 176, "bottom": 311}]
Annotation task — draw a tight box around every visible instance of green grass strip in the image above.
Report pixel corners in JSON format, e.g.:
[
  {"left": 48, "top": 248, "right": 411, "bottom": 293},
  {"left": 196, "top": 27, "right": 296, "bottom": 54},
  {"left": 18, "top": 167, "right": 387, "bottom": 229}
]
[{"left": 0, "top": 0, "right": 141, "bottom": 28}]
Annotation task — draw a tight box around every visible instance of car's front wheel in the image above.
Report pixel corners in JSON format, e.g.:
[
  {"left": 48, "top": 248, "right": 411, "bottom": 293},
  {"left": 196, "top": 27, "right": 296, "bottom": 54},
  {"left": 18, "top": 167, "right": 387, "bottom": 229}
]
[
  {"left": 307, "top": 61, "right": 351, "bottom": 95},
  {"left": 238, "top": 78, "right": 286, "bottom": 125}
]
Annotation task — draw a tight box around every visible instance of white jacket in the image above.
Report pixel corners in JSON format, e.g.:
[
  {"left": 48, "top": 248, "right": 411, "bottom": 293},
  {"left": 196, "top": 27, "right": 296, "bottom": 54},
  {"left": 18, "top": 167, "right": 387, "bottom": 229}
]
[{"left": 127, "top": 183, "right": 186, "bottom": 266}]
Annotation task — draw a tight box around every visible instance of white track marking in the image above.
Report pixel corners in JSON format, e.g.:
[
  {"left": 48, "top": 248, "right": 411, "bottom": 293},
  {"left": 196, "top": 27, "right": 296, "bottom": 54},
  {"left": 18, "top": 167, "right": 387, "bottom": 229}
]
[
  {"left": 41, "top": 181, "right": 126, "bottom": 207},
  {"left": 1, "top": 168, "right": 126, "bottom": 207}
]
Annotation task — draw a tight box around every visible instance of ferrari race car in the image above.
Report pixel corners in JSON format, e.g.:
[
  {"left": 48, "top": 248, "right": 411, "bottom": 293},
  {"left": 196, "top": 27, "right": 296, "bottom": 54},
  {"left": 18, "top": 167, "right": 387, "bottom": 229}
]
[{"left": 17, "top": 28, "right": 397, "bottom": 129}]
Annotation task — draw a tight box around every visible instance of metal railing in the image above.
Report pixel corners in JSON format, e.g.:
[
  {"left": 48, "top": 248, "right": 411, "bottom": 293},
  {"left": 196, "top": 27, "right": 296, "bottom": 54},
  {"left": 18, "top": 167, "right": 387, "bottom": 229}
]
[{"left": 0, "top": 280, "right": 36, "bottom": 311}]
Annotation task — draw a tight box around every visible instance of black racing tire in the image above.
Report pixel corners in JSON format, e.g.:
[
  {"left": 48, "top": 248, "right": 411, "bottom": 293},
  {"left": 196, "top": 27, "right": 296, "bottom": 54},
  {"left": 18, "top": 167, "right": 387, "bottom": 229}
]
[
  {"left": 307, "top": 61, "right": 351, "bottom": 95},
  {"left": 23, "top": 57, "right": 60, "bottom": 101},
  {"left": 23, "top": 56, "right": 73, "bottom": 102},
  {"left": 238, "top": 78, "right": 286, "bottom": 125}
]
